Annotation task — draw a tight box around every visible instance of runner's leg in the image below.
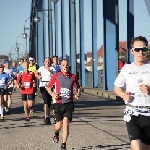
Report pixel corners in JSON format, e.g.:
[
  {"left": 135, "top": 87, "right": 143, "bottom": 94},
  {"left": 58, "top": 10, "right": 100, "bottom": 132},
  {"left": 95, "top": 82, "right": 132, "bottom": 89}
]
[
  {"left": 0, "top": 94, "right": 4, "bottom": 120},
  {"left": 22, "top": 94, "right": 30, "bottom": 121}
]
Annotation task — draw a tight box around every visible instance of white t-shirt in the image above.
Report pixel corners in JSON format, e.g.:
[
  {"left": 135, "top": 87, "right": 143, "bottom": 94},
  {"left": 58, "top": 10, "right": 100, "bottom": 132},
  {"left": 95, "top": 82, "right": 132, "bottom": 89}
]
[
  {"left": 4, "top": 68, "right": 13, "bottom": 88},
  {"left": 38, "top": 66, "right": 52, "bottom": 87},
  {"left": 114, "top": 63, "right": 150, "bottom": 106}
]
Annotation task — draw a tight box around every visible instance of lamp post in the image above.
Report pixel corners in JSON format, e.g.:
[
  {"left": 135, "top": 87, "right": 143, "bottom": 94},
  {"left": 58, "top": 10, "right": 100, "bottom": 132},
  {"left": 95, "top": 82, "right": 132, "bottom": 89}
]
[
  {"left": 33, "top": 0, "right": 59, "bottom": 56},
  {"left": 15, "top": 43, "right": 25, "bottom": 65},
  {"left": 9, "top": 43, "right": 25, "bottom": 64},
  {"left": 15, "top": 44, "right": 19, "bottom": 65}
]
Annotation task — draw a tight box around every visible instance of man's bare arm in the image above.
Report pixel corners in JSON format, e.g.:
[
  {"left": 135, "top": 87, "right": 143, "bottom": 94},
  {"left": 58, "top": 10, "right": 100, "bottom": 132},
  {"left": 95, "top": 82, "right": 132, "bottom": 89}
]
[{"left": 114, "top": 86, "right": 124, "bottom": 97}]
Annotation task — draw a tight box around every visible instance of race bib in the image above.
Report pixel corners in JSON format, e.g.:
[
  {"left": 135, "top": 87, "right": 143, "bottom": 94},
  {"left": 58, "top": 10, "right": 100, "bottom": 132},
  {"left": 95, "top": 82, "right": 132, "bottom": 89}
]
[
  {"left": 0, "top": 78, "right": 5, "bottom": 86},
  {"left": 123, "top": 106, "right": 134, "bottom": 122},
  {"left": 24, "top": 82, "right": 30, "bottom": 88},
  {"left": 45, "top": 82, "right": 49, "bottom": 87},
  {"left": 13, "top": 72, "right": 17, "bottom": 76},
  {"left": 60, "top": 88, "right": 71, "bottom": 98}
]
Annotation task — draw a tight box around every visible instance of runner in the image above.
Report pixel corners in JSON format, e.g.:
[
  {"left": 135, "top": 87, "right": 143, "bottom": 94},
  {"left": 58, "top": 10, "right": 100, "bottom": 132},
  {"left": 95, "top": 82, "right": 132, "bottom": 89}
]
[
  {"left": 10, "top": 61, "right": 17, "bottom": 91},
  {"left": 28, "top": 57, "right": 38, "bottom": 113},
  {"left": 114, "top": 36, "right": 150, "bottom": 149},
  {"left": 35, "top": 57, "right": 53, "bottom": 124},
  {"left": 50, "top": 56, "right": 61, "bottom": 74},
  {"left": 47, "top": 59, "right": 81, "bottom": 150},
  {"left": 50, "top": 55, "right": 61, "bottom": 123},
  {"left": 16, "top": 62, "right": 36, "bottom": 121},
  {"left": 3, "top": 60, "right": 14, "bottom": 114},
  {"left": 17, "top": 58, "right": 24, "bottom": 74},
  {"left": 0, "top": 64, "right": 12, "bottom": 120}
]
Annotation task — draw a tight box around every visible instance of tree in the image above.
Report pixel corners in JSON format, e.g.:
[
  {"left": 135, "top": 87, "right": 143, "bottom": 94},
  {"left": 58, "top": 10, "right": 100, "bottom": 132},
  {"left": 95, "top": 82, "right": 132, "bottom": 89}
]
[
  {"left": 146, "top": 50, "right": 150, "bottom": 60},
  {"left": 119, "top": 51, "right": 126, "bottom": 62}
]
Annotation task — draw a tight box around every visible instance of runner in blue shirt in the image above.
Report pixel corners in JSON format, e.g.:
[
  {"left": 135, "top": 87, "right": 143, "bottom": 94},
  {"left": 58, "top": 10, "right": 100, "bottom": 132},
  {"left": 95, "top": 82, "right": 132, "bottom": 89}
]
[
  {"left": 3, "top": 60, "right": 14, "bottom": 114},
  {"left": 50, "top": 56, "right": 61, "bottom": 74},
  {"left": 10, "top": 61, "right": 17, "bottom": 91},
  {"left": 50, "top": 56, "right": 61, "bottom": 123},
  {"left": 0, "top": 64, "right": 12, "bottom": 120},
  {"left": 17, "top": 58, "right": 24, "bottom": 73}
]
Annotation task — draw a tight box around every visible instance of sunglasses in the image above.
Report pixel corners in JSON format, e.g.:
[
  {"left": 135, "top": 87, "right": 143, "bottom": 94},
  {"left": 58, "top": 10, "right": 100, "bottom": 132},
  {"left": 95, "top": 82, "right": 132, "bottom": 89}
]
[{"left": 132, "top": 47, "right": 148, "bottom": 52}]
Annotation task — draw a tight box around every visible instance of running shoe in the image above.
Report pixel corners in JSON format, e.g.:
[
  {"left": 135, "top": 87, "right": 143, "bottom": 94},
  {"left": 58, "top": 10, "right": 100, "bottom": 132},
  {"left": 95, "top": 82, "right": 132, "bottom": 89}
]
[
  {"left": 25, "top": 117, "right": 30, "bottom": 121},
  {"left": 47, "top": 117, "right": 51, "bottom": 124},
  {"left": 43, "top": 118, "right": 51, "bottom": 124},
  {"left": 6, "top": 108, "right": 10, "bottom": 114},
  {"left": 60, "top": 144, "right": 66, "bottom": 150},
  {"left": 0, "top": 116, "right": 4, "bottom": 120},
  {"left": 53, "top": 135, "right": 59, "bottom": 143},
  {"left": 30, "top": 108, "right": 34, "bottom": 113}
]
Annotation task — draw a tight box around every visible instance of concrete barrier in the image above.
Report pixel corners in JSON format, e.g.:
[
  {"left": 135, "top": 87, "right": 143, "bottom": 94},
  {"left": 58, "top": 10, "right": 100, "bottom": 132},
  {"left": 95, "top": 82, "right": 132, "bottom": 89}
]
[{"left": 82, "top": 87, "right": 123, "bottom": 101}]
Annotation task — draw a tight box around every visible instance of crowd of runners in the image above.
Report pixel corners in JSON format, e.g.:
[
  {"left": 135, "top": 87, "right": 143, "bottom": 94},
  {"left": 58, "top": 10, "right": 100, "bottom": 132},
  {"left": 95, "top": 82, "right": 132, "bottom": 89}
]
[
  {"left": 0, "top": 55, "right": 80, "bottom": 150},
  {"left": 1, "top": 36, "right": 150, "bottom": 150}
]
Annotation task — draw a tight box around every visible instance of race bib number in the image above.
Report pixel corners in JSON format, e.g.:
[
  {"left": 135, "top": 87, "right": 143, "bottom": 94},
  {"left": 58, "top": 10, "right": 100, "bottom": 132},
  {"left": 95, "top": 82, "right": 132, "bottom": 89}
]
[
  {"left": 60, "top": 88, "right": 71, "bottom": 98},
  {"left": 13, "top": 72, "right": 17, "bottom": 76},
  {"left": 0, "top": 78, "right": 5, "bottom": 86},
  {"left": 45, "top": 82, "right": 49, "bottom": 87},
  {"left": 24, "top": 82, "right": 30, "bottom": 88},
  {"left": 123, "top": 106, "right": 134, "bottom": 122}
]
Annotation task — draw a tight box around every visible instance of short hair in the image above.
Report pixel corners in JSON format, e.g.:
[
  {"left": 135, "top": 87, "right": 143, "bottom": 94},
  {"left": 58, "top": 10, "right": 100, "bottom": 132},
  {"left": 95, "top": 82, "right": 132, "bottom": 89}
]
[
  {"left": 43, "top": 57, "right": 51, "bottom": 63},
  {"left": 131, "top": 36, "right": 148, "bottom": 48},
  {"left": 60, "top": 59, "right": 69, "bottom": 64},
  {"left": 22, "top": 62, "right": 28, "bottom": 66},
  {"left": 0, "top": 64, "right": 4, "bottom": 68},
  {"left": 52, "top": 55, "right": 58, "bottom": 59}
]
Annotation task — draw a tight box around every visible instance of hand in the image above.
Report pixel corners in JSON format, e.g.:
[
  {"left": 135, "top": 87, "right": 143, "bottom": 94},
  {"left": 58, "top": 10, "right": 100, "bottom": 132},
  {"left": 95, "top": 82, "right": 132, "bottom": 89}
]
[
  {"left": 51, "top": 92, "right": 60, "bottom": 99},
  {"left": 139, "top": 84, "right": 149, "bottom": 94},
  {"left": 120, "top": 92, "right": 131, "bottom": 102},
  {"left": 33, "top": 83, "right": 36, "bottom": 87},
  {"left": 75, "top": 92, "right": 81, "bottom": 99}
]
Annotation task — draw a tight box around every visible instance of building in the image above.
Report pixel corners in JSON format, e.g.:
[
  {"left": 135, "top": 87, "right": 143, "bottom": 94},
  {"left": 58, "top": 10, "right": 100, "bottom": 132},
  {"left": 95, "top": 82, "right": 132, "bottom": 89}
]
[
  {"left": 0, "top": 55, "right": 9, "bottom": 64},
  {"left": 85, "top": 41, "right": 127, "bottom": 71}
]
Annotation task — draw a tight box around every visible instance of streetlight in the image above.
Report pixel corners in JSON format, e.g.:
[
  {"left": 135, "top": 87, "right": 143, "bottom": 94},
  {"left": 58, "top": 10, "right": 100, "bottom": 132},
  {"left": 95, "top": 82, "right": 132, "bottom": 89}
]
[
  {"left": 33, "top": 0, "right": 59, "bottom": 56},
  {"left": 22, "top": 17, "right": 35, "bottom": 59},
  {"left": 14, "top": 43, "right": 25, "bottom": 65},
  {"left": 8, "top": 44, "right": 25, "bottom": 64}
]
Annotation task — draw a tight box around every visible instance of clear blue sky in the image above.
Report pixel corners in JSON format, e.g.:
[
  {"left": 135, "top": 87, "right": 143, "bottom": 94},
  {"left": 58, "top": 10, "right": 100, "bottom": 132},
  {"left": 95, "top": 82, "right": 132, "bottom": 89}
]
[
  {"left": 0, "top": 0, "right": 150, "bottom": 59},
  {"left": 0, "top": 0, "right": 31, "bottom": 60}
]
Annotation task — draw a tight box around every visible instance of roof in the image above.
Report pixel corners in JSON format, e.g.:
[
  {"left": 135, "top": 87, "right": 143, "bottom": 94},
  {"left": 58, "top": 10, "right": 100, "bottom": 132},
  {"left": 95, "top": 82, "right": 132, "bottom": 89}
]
[
  {"left": 85, "top": 59, "right": 103, "bottom": 66},
  {"left": 0, "top": 55, "right": 9, "bottom": 59},
  {"left": 85, "top": 41, "right": 127, "bottom": 66}
]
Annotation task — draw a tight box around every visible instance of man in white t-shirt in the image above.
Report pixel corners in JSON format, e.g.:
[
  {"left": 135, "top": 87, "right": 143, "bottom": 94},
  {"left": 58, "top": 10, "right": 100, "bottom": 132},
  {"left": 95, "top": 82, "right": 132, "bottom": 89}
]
[
  {"left": 114, "top": 36, "right": 150, "bottom": 149},
  {"left": 35, "top": 57, "right": 53, "bottom": 124}
]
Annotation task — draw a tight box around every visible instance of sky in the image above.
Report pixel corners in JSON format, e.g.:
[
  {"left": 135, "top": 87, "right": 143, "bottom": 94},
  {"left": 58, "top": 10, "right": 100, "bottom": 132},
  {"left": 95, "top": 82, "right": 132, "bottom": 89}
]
[{"left": 0, "top": 0, "right": 150, "bottom": 60}]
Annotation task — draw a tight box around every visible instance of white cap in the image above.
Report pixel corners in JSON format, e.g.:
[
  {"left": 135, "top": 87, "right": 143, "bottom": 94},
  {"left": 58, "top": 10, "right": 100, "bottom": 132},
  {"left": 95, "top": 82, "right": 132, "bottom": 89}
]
[{"left": 29, "top": 57, "right": 34, "bottom": 61}]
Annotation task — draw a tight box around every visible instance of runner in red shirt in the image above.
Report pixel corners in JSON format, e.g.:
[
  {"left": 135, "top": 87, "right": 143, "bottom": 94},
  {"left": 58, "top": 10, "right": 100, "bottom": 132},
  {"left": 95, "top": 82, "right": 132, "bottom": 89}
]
[{"left": 16, "top": 62, "right": 36, "bottom": 121}]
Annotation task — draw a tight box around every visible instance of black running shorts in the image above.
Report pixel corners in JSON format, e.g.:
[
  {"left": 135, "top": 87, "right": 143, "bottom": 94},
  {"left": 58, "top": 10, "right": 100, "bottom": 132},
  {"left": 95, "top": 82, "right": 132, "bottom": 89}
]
[
  {"left": 0, "top": 88, "right": 6, "bottom": 96},
  {"left": 126, "top": 115, "right": 150, "bottom": 145},
  {"left": 40, "top": 87, "right": 52, "bottom": 107},
  {"left": 5, "top": 87, "right": 13, "bottom": 95},
  {"left": 22, "top": 94, "right": 33, "bottom": 101},
  {"left": 55, "top": 102, "right": 74, "bottom": 122}
]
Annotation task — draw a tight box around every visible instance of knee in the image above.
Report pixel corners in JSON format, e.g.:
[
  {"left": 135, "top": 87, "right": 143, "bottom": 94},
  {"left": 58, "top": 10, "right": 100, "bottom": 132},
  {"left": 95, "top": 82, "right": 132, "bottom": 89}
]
[
  {"left": 63, "top": 118, "right": 70, "bottom": 129},
  {"left": 55, "top": 122, "right": 62, "bottom": 131}
]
